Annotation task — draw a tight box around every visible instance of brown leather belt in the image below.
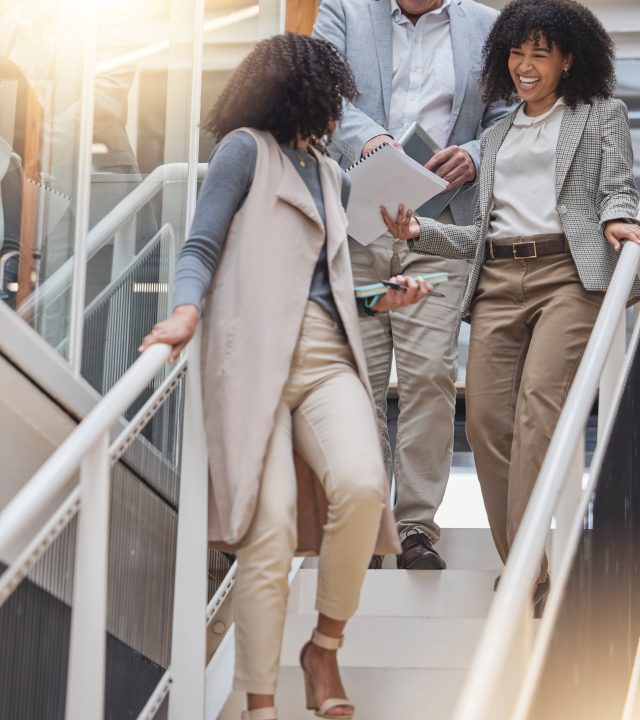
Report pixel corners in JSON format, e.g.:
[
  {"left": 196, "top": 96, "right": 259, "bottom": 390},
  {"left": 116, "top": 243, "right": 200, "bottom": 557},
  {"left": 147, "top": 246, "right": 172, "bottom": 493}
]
[{"left": 486, "top": 234, "right": 568, "bottom": 260}]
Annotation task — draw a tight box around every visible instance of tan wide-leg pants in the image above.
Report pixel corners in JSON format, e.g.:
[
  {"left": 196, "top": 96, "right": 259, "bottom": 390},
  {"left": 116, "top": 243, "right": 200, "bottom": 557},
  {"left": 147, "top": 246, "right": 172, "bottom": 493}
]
[
  {"left": 233, "top": 302, "right": 386, "bottom": 694},
  {"left": 466, "top": 247, "right": 603, "bottom": 581},
  {"left": 348, "top": 214, "right": 468, "bottom": 543}
]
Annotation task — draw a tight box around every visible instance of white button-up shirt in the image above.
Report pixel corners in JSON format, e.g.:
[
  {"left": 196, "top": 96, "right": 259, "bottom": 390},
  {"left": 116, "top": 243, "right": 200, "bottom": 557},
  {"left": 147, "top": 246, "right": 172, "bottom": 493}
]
[
  {"left": 488, "top": 97, "right": 567, "bottom": 240},
  {"left": 387, "top": 0, "right": 456, "bottom": 149}
]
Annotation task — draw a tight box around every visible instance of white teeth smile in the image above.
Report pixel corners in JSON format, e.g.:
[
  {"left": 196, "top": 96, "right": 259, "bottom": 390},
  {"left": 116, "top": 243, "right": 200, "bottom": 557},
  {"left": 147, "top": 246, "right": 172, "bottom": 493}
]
[{"left": 519, "top": 76, "right": 540, "bottom": 87}]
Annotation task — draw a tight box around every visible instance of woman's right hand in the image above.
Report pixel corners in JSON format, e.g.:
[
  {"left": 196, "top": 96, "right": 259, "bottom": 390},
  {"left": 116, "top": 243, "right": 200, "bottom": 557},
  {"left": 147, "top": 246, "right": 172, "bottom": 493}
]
[
  {"left": 380, "top": 204, "right": 421, "bottom": 240},
  {"left": 139, "top": 304, "right": 199, "bottom": 363}
]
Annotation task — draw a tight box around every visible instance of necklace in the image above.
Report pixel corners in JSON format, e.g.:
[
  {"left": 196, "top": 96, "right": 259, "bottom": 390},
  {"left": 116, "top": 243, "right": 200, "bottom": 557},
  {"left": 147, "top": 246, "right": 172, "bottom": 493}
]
[{"left": 295, "top": 141, "right": 310, "bottom": 167}]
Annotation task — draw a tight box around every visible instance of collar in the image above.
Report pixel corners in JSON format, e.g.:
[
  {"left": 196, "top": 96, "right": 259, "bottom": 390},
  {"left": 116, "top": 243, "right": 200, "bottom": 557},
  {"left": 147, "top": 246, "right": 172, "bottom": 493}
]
[
  {"left": 513, "top": 96, "right": 567, "bottom": 127},
  {"left": 390, "top": 0, "right": 451, "bottom": 23}
]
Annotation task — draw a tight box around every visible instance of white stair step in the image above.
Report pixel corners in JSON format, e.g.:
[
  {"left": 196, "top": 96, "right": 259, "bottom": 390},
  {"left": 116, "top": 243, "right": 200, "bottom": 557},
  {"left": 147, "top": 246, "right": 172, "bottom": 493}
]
[
  {"left": 288, "top": 569, "right": 496, "bottom": 619},
  {"left": 431, "top": 527, "right": 501, "bottom": 570},
  {"left": 303, "top": 527, "right": 501, "bottom": 571},
  {"left": 219, "top": 667, "right": 466, "bottom": 720},
  {"left": 280, "top": 615, "right": 483, "bottom": 669}
]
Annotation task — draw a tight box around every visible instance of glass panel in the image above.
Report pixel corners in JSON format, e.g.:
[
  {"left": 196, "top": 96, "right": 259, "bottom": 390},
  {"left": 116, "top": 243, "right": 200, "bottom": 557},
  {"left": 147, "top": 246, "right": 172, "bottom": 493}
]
[
  {"left": 78, "top": 0, "right": 199, "bottom": 383},
  {"left": 0, "top": 0, "right": 88, "bottom": 352}
]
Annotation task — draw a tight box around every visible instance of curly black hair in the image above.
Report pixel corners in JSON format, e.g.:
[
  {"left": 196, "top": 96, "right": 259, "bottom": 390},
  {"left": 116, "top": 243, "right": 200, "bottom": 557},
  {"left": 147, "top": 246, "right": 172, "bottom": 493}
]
[
  {"left": 482, "top": 0, "right": 615, "bottom": 108},
  {"left": 205, "top": 32, "right": 357, "bottom": 151}
]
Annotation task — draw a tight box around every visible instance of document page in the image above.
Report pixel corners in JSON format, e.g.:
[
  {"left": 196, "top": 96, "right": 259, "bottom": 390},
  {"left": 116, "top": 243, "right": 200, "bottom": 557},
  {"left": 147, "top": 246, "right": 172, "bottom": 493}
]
[{"left": 346, "top": 143, "right": 448, "bottom": 246}]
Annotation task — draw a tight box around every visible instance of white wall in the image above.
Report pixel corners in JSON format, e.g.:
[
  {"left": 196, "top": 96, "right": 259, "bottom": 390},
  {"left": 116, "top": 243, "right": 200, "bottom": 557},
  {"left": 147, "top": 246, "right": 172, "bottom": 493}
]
[{"left": 480, "top": 0, "right": 640, "bottom": 58}]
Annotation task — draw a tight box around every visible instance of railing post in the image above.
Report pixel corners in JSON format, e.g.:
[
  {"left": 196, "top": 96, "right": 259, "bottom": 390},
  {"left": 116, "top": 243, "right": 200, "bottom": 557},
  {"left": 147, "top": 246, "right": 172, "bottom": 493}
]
[
  {"left": 65, "top": 432, "right": 111, "bottom": 720},
  {"left": 168, "top": 331, "right": 209, "bottom": 720}
]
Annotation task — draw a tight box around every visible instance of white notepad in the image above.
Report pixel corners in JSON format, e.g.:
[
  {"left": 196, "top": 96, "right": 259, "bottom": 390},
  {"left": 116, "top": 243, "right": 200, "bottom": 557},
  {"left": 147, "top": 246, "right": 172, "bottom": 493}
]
[{"left": 346, "top": 143, "right": 447, "bottom": 246}]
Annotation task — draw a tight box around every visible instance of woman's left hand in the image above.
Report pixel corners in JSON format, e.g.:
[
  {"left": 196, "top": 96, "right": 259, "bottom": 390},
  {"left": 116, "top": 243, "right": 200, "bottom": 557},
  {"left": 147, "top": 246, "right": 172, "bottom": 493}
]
[
  {"left": 370, "top": 274, "right": 431, "bottom": 312},
  {"left": 604, "top": 220, "right": 640, "bottom": 252},
  {"left": 380, "top": 204, "right": 421, "bottom": 240}
]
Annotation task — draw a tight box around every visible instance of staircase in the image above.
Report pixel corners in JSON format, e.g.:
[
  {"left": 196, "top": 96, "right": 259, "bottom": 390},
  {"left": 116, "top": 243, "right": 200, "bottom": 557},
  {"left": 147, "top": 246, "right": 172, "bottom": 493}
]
[{"left": 219, "top": 472, "right": 502, "bottom": 720}]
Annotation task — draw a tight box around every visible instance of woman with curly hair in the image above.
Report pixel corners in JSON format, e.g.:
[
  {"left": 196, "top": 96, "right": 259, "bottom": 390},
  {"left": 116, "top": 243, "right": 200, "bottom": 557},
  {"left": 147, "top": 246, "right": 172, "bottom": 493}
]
[
  {"left": 141, "top": 33, "right": 432, "bottom": 719},
  {"left": 381, "top": 0, "right": 640, "bottom": 615}
]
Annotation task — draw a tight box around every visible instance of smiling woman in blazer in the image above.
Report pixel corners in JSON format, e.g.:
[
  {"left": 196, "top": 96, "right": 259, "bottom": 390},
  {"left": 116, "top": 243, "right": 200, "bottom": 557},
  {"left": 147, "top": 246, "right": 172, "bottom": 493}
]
[{"left": 381, "top": 0, "right": 640, "bottom": 615}]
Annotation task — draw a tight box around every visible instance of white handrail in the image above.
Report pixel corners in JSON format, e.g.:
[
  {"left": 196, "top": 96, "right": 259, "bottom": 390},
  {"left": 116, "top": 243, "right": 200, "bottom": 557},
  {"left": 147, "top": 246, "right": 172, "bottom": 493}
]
[
  {"left": 454, "top": 240, "right": 640, "bottom": 720},
  {"left": 17, "top": 163, "right": 208, "bottom": 318},
  {"left": 0, "top": 343, "right": 171, "bottom": 558}
]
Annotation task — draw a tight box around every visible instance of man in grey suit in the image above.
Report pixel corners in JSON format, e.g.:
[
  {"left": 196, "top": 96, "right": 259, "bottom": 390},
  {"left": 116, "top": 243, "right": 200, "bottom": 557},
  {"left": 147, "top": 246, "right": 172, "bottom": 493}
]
[{"left": 313, "top": 0, "right": 509, "bottom": 569}]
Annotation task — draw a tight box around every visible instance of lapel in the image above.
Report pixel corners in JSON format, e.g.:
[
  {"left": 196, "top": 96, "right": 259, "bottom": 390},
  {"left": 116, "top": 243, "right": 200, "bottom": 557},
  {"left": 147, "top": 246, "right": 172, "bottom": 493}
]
[
  {"left": 315, "top": 152, "right": 347, "bottom": 264},
  {"left": 555, "top": 102, "right": 591, "bottom": 198},
  {"left": 369, "top": 0, "right": 393, "bottom": 123},
  {"left": 272, "top": 141, "right": 325, "bottom": 235},
  {"left": 479, "top": 109, "right": 517, "bottom": 217},
  {"left": 448, "top": 0, "right": 470, "bottom": 133}
]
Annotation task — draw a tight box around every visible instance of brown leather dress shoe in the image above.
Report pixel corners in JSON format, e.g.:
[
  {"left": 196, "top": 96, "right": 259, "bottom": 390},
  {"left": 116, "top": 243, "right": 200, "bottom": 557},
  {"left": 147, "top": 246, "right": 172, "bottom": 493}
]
[{"left": 396, "top": 531, "right": 446, "bottom": 570}]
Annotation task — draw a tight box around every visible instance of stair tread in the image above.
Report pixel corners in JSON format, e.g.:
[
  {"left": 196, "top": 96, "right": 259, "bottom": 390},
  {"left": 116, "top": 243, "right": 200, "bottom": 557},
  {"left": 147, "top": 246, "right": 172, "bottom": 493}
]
[
  {"left": 220, "top": 667, "right": 467, "bottom": 720},
  {"left": 289, "top": 568, "right": 497, "bottom": 618},
  {"left": 281, "top": 615, "right": 484, "bottom": 668}
]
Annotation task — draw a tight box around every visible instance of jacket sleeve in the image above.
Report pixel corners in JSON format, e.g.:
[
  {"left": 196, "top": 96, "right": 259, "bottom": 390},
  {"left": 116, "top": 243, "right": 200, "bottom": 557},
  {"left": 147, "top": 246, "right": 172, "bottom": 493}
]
[
  {"left": 312, "top": 0, "right": 389, "bottom": 163},
  {"left": 408, "top": 217, "right": 482, "bottom": 260},
  {"left": 596, "top": 99, "right": 640, "bottom": 226}
]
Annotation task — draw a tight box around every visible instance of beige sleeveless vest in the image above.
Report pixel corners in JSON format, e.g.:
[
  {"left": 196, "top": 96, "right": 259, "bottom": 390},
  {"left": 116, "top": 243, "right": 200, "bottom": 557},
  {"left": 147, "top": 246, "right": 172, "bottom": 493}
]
[{"left": 200, "top": 129, "right": 399, "bottom": 555}]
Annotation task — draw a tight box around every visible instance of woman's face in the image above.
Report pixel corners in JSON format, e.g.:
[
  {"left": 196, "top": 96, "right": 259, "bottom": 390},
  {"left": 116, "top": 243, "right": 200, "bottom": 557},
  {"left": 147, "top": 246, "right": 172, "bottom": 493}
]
[{"left": 508, "top": 36, "right": 573, "bottom": 113}]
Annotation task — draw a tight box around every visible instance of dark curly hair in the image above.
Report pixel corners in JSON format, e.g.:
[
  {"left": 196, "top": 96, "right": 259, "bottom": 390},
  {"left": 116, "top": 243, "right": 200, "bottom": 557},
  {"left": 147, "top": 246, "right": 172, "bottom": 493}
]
[
  {"left": 482, "top": 0, "right": 615, "bottom": 108},
  {"left": 205, "top": 32, "right": 357, "bottom": 151}
]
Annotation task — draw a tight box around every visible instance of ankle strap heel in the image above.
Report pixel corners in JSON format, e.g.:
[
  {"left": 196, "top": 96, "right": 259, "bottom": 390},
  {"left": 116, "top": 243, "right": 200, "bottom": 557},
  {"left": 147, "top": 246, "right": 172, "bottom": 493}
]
[
  {"left": 300, "top": 630, "right": 354, "bottom": 718},
  {"left": 311, "top": 630, "right": 344, "bottom": 651}
]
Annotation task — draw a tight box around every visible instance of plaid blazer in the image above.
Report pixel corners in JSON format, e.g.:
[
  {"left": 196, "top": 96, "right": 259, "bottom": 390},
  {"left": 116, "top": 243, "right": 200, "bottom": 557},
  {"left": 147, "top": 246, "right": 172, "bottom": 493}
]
[{"left": 409, "top": 98, "right": 640, "bottom": 317}]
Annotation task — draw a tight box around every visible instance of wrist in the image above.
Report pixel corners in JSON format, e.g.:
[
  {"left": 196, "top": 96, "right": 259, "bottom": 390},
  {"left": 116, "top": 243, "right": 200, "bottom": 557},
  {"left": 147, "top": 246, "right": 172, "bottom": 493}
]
[{"left": 173, "top": 304, "right": 200, "bottom": 321}]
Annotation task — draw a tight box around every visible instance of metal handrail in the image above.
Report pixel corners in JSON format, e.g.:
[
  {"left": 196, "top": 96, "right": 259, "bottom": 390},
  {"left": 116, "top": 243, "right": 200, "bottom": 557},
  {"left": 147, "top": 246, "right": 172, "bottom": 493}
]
[
  {"left": 453, "top": 240, "right": 640, "bottom": 720},
  {"left": 17, "top": 162, "right": 208, "bottom": 319},
  {"left": 0, "top": 342, "right": 171, "bottom": 558}
]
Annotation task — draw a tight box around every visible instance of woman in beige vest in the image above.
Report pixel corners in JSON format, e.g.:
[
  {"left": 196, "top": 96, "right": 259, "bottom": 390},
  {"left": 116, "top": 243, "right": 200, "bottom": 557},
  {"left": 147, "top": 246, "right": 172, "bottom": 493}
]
[{"left": 141, "top": 34, "right": 435, "bottom": 720}]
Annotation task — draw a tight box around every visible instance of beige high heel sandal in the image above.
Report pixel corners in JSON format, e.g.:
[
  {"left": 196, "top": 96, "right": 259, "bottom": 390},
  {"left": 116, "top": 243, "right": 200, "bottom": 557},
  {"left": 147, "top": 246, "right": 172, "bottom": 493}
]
[
  {"left": 299, "top": 630, "right": 355, "bottom": 719},
  {"left": 240, "top": 708, "right": 277, "bottom": 719}
]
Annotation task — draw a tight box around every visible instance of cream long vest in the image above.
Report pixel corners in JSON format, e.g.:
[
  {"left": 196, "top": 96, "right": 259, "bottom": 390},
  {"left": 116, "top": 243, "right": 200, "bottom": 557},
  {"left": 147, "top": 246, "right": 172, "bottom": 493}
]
[
  {"left": 200, "top": 129, "right": 400, "bottom": 555},
  {"left": 410, "top": 97, "right": 640, "bottom": 316}
]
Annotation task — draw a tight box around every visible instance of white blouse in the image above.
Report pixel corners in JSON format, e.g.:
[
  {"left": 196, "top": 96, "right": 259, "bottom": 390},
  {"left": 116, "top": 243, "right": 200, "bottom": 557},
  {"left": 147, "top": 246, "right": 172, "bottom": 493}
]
[{"left": 487, "top": 97, "right": 566, "bottom": 240}]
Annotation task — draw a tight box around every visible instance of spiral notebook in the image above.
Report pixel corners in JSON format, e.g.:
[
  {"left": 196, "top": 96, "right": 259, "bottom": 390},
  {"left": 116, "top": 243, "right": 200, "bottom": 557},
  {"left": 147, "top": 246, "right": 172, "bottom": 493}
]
[
  {"left": 398, "top": 122, "right": 462, "bottom": 219},
  {"left": 346, "top": 143, "right": 448, "bottom": 246}
]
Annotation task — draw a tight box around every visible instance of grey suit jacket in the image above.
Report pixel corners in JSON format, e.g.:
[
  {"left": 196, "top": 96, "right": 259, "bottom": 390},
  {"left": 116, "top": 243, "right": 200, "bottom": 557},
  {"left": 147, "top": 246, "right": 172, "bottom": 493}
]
[
  {"left": 313, "top": 0, "right": 510, "bottom": 224},
  {"left": 409, "top": 98, "right": 640, "bottom": 316}
]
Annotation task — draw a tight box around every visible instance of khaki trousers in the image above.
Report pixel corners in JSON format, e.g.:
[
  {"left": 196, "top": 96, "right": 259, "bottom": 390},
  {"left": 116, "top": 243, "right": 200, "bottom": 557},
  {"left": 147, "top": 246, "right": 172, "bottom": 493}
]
[
  {"left": 466, "top": 248, "right": 603, "bottom": 581},
  {"left": 348, "top": 215, "right": 468, "bottom": 543},
  {"left": 233, "top": 302, "right": 386, "bottom": 694}
]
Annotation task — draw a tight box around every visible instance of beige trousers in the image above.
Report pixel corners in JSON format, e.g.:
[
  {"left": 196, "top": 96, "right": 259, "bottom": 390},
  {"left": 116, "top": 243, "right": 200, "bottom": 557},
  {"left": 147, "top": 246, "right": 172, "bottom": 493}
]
[
  {"left": 466, "top": 247, "right": 603, "bottom": 581},
  {"left": 233, "top": 302, "right": 386, "bottom": 694},
  {"left": 348, "top": 212, "right": 468, "bottom": 543}
]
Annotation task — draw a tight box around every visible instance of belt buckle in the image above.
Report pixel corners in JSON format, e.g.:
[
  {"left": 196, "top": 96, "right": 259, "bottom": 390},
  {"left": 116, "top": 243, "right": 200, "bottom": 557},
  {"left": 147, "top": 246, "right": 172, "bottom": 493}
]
[{"left": 513, "top": 240, "right": 537, "bottom": 259}]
